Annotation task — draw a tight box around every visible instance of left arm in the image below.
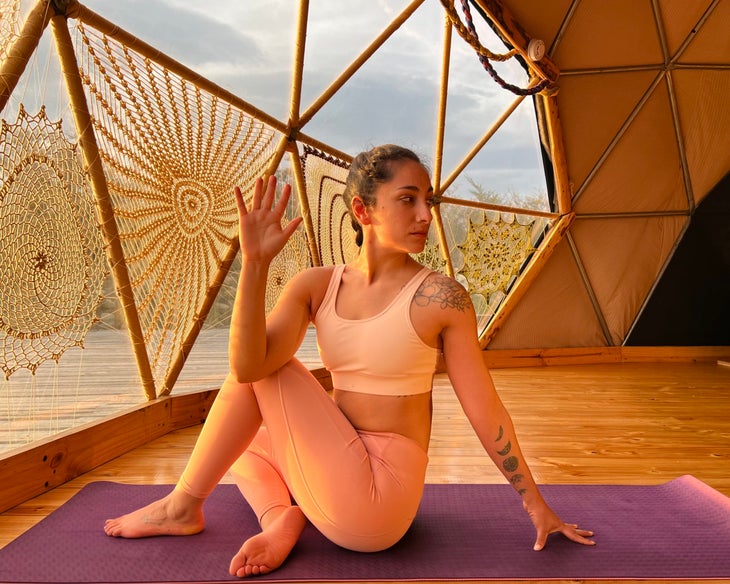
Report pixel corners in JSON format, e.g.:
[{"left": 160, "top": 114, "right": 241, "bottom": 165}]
[{"left": 435, "top": 277, "right": 594, "bottom": 550}]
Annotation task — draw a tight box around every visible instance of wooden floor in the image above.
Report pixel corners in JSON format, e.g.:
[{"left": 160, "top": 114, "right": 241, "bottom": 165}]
[{"left": 1, "top": 361, "right": 729, "bottom": 584}]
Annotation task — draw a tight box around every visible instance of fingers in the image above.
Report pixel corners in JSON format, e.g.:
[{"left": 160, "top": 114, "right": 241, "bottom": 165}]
[
  {"left": 251, "top": 176, "right": 265, "bottom": 210},
  {"left": 234, "top": 186, "right": 247, "bottom": 215},
  {"left": 273, "top": 183, "right": 292, "bottom": 217},
  {"left": 282, "top": 216, "right": 303, "bottom": 240},
  {"left": 559, "top": 524, "right": 596, "bottom": 547},
  {"left": 240, "top": 176, "right": 290, "bottom": 215},
  {"left": 534, "top": 524, "right": 596, "bottom": 551},
  {"left": 260, "top": 175, "right": 277, "bottom": 210},
  {"left": 569, "top": 527, "right": 596, "bottom": 545}
]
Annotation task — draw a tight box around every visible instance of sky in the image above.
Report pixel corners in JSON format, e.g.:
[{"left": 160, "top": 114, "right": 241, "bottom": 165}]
[{"left": 14, "top": 0, "right": 549, "bottom": 204}]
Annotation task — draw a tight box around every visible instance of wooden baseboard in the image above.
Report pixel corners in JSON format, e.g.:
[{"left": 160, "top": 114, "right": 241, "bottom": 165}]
[
  {"left": 481, "top": 346, "right": 730, "bottom": 369},
  {"left": 0, "top": 390, "right": 218, "bottom": 514}
]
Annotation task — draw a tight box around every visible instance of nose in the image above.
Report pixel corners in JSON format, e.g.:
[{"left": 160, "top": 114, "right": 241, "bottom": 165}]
[{"left": 416, "top": 200, "right": 433, "bottom": 223}]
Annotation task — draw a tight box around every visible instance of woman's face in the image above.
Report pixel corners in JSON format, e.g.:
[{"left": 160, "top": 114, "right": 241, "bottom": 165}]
[{"left": 364, "top": 159, "right": 435, "bottom": 254}]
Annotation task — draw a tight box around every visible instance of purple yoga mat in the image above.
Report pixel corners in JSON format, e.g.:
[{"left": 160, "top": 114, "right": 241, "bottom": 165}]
[{"left": 1, "top": 476, "right": 728, "bottom": 583}]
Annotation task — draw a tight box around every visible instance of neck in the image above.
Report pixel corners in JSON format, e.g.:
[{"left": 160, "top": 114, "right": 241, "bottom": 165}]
[{"left": 349, "top": 244, "right": 418, "bottom": 284}]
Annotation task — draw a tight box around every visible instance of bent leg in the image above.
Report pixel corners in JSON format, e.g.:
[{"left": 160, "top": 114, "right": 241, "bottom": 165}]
[
  {"left": 230, "top": 428, "right": 292, "bottom": 523},
  {"left": 228, "top": 421, "right": 309, "bottom": 576},
  {"left": 105, "top": 374, "right": 262, "bottom": 538},
  {"left": 178, "top": 374, "right": 263, "bottom": 498},
  {"left": 249, "top": 359, "right": 428, "bottom": 552}
]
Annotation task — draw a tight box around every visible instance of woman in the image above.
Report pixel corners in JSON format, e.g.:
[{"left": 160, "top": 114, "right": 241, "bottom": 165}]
[{"left": 104, "top": 144, "right": 594, "bottom": 577}]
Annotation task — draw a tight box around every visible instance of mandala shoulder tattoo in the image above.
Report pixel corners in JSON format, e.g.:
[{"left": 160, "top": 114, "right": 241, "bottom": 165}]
[{"left": 414, "top": 274, "right": 470, "bottom": 312}]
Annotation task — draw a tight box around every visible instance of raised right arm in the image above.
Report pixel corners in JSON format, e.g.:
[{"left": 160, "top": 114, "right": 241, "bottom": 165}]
[{"left": 227, "top": 176, "right": 309, "bottom": 382}]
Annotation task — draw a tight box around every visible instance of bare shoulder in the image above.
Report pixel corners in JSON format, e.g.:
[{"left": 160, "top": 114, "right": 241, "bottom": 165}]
[
  {"left": 414, "top": 272, "right": 472, "bottom": 314},
  {"left": 289, "top": 265, "right": 336, "bottom": 317},
  {"left": 291, "top": 265, "right": 335, "bottom": 287},
  {"left": 273, "top": 265, "right": 333, "bottom": 307}
]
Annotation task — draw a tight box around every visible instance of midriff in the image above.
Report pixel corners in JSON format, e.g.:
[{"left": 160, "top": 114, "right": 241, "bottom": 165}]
[{"left": 333, "top": 389, "right": 432, "bottom": 452}]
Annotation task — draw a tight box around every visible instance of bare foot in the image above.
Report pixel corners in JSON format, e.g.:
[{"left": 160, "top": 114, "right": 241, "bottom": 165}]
[
  {"left": 229, "top": 506, "right": 307, "bottom": 578},
  {"left": 104, "top": 489, "right": 205, "bottom": 538}
]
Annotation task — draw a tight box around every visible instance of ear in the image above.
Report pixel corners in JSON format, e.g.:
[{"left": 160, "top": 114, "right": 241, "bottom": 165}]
[{"left": 351, "top": 196, "right": 372, "bottom": 225}]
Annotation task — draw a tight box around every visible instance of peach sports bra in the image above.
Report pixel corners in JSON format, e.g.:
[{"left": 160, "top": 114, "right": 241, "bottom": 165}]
[{"left": 314, "top": 264, "right": 438, "bottom": 396}]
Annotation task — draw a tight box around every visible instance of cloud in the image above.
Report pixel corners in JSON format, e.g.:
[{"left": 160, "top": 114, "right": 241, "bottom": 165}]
[
  {"left": 82, "top": 0, "right": 262, "bottom": 67},
  {"left": 71, "top": 0, "right": 547, "bottom": 195}
]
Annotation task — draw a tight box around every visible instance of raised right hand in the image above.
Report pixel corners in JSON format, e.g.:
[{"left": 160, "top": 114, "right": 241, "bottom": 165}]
[{"left": 234, "top": 176, "right": 303, "bottom": 264}]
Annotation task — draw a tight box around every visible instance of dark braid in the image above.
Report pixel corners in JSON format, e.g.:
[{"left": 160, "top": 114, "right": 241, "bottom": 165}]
[{"left": 343, "top": 145, "right": 424, "bottom": 247}]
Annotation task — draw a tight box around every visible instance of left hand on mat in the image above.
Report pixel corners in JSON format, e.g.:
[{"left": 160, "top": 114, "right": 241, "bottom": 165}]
[{"left": 524, "top": 498, "right": 596, "bottom": 551}]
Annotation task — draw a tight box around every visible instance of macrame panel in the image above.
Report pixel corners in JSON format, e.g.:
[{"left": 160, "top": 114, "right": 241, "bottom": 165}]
[
  {"left": 0, "top": 0, "right": 20, "bottom": 62},
  {"left": 74, "top": 22, "right": 281, "bottom": 388},
  {"left": 0, "top": 106, "right": 108, "bottom": 378},
  {"left": 300, "top": 146, "right": 356, "bottom": 266},
  {"left": 445, "top": 204, "right": 551, "bottom": 333}
]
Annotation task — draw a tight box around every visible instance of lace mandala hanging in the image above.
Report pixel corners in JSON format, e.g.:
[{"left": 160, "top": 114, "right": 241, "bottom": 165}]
[
  {"left": 456, "top": 211, "right": 539, "bottom": 297},
  {"left": 0, "top": 0, "right": 20, "bottom": 63},
  {"left": 0, "top": 106, "right": 107, "bottom": 378}
]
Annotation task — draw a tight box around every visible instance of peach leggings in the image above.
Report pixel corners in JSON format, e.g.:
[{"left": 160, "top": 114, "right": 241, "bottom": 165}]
[{"left": 177, "top": 358, "right": 429, "bottom": 552}]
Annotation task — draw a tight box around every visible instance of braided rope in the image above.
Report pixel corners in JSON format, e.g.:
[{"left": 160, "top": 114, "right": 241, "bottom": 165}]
[
  {"left": 440, "top": 0, "right": 516, "bottom": 62},
  {"left": 441, "top": 0, "right": 552, "bottom": 96}
]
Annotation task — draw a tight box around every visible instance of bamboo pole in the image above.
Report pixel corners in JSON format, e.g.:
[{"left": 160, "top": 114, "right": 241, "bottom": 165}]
[
  {"left": 540, "top": 94, "right": 572, "bottom": 214},
  {"left": 298, "top": 0, "right": 426, "bottom": 128},
  {"left": 267, "top": 134, "right": 291, "bottom": 177},
  {"left": 439, "top": 195, "right": 559, "bottom": 219},
  {"left": 432, "top": 14, "right": 451, "bottom": 194},
  {"left": 289, "top": 144, "right": 322, "bottom": 267},
  {"left": 432, "top": 14, "right": 454, "bottom": 277},
  {"left": 0, "top": 0, "right": 52, "bottom": 112},
  {"left": 66, "top": 1, "right": 289, "bottom": 137},
  {"left": 480, "top": 212, "right": 574, "bottom": 347},
  {"left": 50, "top": 14, "right": 157, "bottom": 400},
  {"left": 439, "top": 84, "right": 533, "bottom": 195},
  {"left": 288, "top": 0, "right": 309, "bottom": 129}
]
